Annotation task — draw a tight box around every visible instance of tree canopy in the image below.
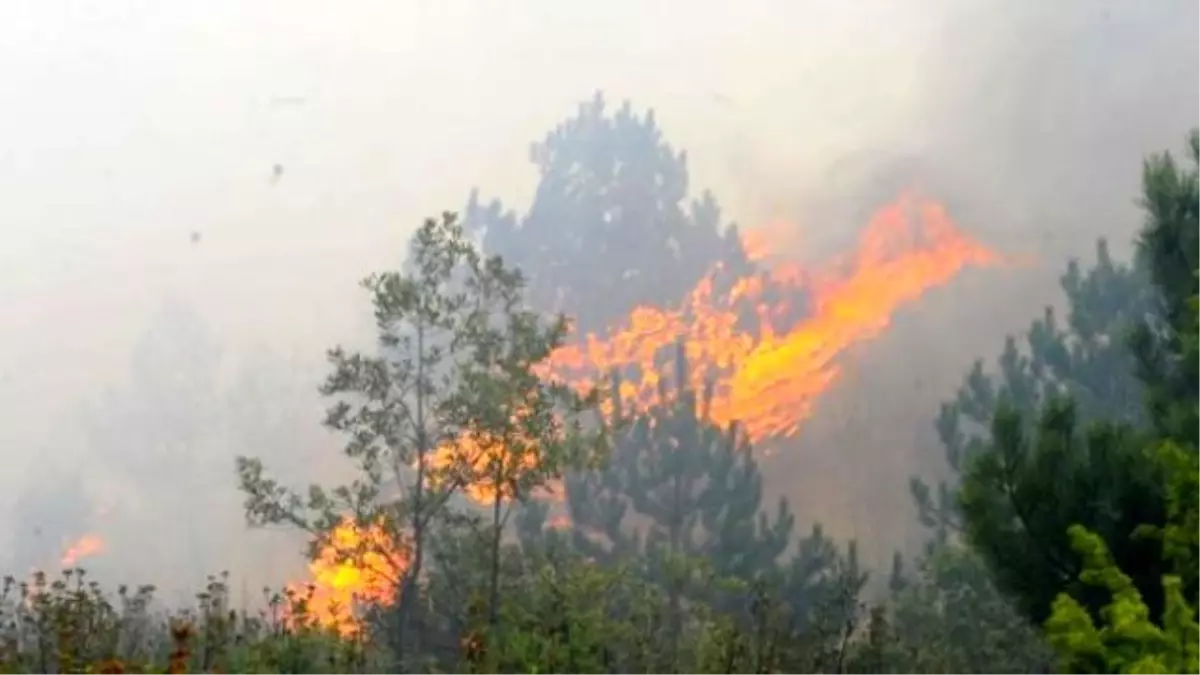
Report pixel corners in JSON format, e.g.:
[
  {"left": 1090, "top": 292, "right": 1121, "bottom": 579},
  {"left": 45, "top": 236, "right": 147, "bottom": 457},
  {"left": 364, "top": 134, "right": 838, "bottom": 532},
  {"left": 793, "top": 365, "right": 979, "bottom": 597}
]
[
  {"left": 913, "top": 131, "right": 1198, "bottom": 657},
  {"left": 462, "top": 92, "right": 750, "bottom": 335}
]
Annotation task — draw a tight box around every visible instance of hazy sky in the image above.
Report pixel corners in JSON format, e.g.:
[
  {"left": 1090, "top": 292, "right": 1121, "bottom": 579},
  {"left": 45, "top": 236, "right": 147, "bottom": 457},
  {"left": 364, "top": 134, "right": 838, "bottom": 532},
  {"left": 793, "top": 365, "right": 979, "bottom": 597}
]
[
  {"left": 0, "top": 0, "right": 949, "bottom": 481},
  {"left": 0, "top": 0, "right": 943, "bottom": 398},
  {"left": 0, "top": 0, "right": 1195, "bottom": 590}
]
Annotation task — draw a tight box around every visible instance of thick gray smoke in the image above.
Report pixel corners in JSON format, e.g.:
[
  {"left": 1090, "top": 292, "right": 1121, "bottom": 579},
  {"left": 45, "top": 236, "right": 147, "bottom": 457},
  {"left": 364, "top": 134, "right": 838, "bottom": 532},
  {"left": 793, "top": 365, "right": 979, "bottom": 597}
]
[
  {"left": 0, "top": 0, "right": 1194, "bottom": 594},
  {"left": 774, "top": 0, "right": 1198, "bottom": 566}
]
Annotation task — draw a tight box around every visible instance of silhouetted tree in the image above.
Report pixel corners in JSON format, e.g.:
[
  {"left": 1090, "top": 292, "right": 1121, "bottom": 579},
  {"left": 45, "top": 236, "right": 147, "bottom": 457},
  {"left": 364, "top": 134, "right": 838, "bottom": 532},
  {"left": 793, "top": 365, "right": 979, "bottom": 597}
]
[
  {"left": 83, "top": 299, "right": 230, "bottom": 583},
  {"left": 461, "top": 92, "right": 750, "bottom": 335}
]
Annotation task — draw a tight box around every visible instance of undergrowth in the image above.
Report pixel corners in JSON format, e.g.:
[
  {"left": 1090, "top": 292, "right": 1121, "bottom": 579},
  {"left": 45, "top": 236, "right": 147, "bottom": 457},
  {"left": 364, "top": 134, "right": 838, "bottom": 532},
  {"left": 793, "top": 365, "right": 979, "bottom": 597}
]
[{"left": 0, "top": 569, "right": 384, "bottom": 674}]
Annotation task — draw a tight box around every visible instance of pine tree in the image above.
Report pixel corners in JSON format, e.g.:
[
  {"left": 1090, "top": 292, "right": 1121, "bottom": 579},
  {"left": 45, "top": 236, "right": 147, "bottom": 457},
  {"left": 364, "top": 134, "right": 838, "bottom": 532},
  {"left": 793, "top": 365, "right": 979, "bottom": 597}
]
[
  {"left": 1042, "top": 133, "right": 1198, "bottom": 674},
  {"left": 911, "top": 238, "right": 1155, "bottom": 538},
  {"left": 460, "top": 92, "right": 749, "bottom": 335},
  {"left": 927, "top": 132, "right": 1198, "bottom": 626},
  {"left": 543, "top": 343, "right": 858, "bottom": 645},
  {"left": 1128, "top": 130, "right": 1199, "bottom": 446},
  {"left": 907, "top": 214, "right": 1161, "bottom": 624}
]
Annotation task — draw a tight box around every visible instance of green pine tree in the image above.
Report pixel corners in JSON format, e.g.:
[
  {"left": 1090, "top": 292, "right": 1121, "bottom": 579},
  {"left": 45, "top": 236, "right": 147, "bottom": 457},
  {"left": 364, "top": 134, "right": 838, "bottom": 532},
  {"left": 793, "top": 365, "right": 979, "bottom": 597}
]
[
  {"left": 927, "top": 131, "right": 1198, "bottom": 627},
  {"left": 907, "top": 199, "right": 1161, "bottom": 624},
  {"left": 547, "top": 344, "right": 859, "bottom": 645},
  {"left": 1042, "top": 133, "right": 1198, "bottom": 674},
  {"left": 1127, "top": 130, "right": 1199, "bottom": 447},
  {"left": 911, "top": 237, "right": 1155, "bottom": 540}
]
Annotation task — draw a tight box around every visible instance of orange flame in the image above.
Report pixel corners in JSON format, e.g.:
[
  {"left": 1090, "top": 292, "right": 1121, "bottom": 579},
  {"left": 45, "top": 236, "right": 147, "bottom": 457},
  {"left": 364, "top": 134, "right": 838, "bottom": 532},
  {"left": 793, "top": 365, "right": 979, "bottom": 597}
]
[
  {"left": 61, "top": 534, "right": 105, "bottom": 567},
  {"left": 546, "top": 515, "right": 572, "bottom": 530},
  {"left": 287, "top": 517, "right": 407, "bottom": 637},
  {"left": 545, "top": 191, "right": 1003, "bottom": 442},
  {"left": 293, "top": 192, "right": 1002, "bottom": 621},
  {"left": 426, "top": 429, "right": 542, "bottom": 505},
  {"left": 296, "top": 432, "right": 545, "bottom": 633}
]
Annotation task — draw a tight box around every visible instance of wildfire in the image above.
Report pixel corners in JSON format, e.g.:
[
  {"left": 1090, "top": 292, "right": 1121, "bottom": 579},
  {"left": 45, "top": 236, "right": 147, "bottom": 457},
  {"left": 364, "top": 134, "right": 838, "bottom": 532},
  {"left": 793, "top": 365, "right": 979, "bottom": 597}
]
[
  {"left": 545, "top": 191, "right": 1003, "bottom": 442},
  {"left": 425, "top": 428, "right": 542, "bottom": 505},
  {"left": 286, "top": 517, "right": 407, "bottom": 637},
  {"left": 61, "top": 534, "right": 105, "bottom": 567},
  {"left": 291, "top": 192, "right": 1003, "bottom": 634}
]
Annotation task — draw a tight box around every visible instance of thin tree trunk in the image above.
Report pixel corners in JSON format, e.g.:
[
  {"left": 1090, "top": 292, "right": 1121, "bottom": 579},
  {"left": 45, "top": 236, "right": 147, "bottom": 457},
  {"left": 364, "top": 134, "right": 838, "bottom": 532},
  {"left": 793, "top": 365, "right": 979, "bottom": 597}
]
[
  {"left": 487, "top": 467, "right": 503, "bottom": 630},
  {"left": 667, "top": 465, "right": 683, "bottom": 672},
  {"left": 395, "top": 324, "right": 429, "bottom": 671}
]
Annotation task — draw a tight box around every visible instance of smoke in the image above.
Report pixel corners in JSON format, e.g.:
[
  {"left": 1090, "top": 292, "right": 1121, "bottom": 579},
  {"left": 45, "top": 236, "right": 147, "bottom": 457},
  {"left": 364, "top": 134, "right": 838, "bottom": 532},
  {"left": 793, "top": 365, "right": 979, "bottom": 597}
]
[
  {"left": 759, "top": 0, "right": 1199, "bottom": 566},
  {"left": 916, "top": 0, "right": 1197, "bottom": 378},
  {"left": 734, "top": 1, "right": 1197, "bottom": 255},
  {"left": 921, "top": 1, "right": 1196, "bottom": 254},
  {"left": 0, "top": 0, "right": 1194, "bottom": 593}
]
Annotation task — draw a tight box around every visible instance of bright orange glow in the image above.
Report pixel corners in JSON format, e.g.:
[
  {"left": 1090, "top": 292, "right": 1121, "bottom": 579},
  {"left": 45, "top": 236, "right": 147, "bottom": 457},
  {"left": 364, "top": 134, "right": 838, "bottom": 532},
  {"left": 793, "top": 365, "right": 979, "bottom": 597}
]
[
  {"left": 61, "top": 534, "right": 105, "bottom": 567},
  {"left": 544, "top": 191, "right": 1003, "bottom": 442},
  {"left": 546, "top": 515, "right": 572, "bottom": 530},
  {"left": 287, "top": 517, "right": 407, "bottom": 637},
  {"left": 293, "top": 192, "right": 1004, "bottom": 614},
  {"left": 426, "top": 429, "right": 542, "bottom": 505}
]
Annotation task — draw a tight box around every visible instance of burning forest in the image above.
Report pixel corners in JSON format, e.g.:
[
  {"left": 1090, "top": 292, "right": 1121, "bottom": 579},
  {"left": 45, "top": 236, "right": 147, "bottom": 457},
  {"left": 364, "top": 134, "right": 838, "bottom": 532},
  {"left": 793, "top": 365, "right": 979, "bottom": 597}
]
[
  {"left": 2, "top": 34, "right": 1195, "bottom": 668},
  {"left": 287, "top": 185, "right": 1008, "bottom": 640},
  {"left": 50, "top": 181, "right": 1006, "bottom": 634},
  {"left": 544, "top": 190, "right": 1005, "bottom": 444}
]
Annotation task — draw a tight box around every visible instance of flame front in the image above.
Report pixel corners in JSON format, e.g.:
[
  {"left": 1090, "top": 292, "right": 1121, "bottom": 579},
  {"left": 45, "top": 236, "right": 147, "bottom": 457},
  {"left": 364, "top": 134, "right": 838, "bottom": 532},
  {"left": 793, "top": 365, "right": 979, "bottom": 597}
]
[
  {"left": 288, "top": 517, "right": 407, "bottom": 637},
  {"left": 61, "top": 534, "right": 105, "bottom": 568},
  {"left": 546, "top": 192, "right": 1003, "bottom": 442},
  {"left": 291, "top": 192, "right": 1003, "bottom": 620}
]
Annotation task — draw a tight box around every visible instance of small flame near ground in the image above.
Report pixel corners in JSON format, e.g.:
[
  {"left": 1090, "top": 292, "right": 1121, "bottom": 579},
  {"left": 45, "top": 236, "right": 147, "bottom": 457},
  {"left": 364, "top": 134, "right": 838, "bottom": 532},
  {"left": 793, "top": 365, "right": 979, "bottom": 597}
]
[
  {"left": 284, "top": 517, "right": 408, "bottom": 638},
  {"left": 294, "top": 191, "right": 1010, "bottom": 634},
  {"left": 61, "top": 534, "right": 106, "bottom": 568}
]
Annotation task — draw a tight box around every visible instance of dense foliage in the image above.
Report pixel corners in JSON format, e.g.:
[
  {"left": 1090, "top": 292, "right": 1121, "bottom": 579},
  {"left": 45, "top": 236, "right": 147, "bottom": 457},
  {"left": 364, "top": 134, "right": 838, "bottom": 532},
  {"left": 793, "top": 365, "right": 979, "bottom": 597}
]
[
  {"left": 914, "top": 134, "right": 1195, "bottom": 597},
  {"left": 1040, "top": 135, "right": 1198, "bottom": 674},
  {"left": 0, "top": 570, "right": 385, "bottom": 674}
]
